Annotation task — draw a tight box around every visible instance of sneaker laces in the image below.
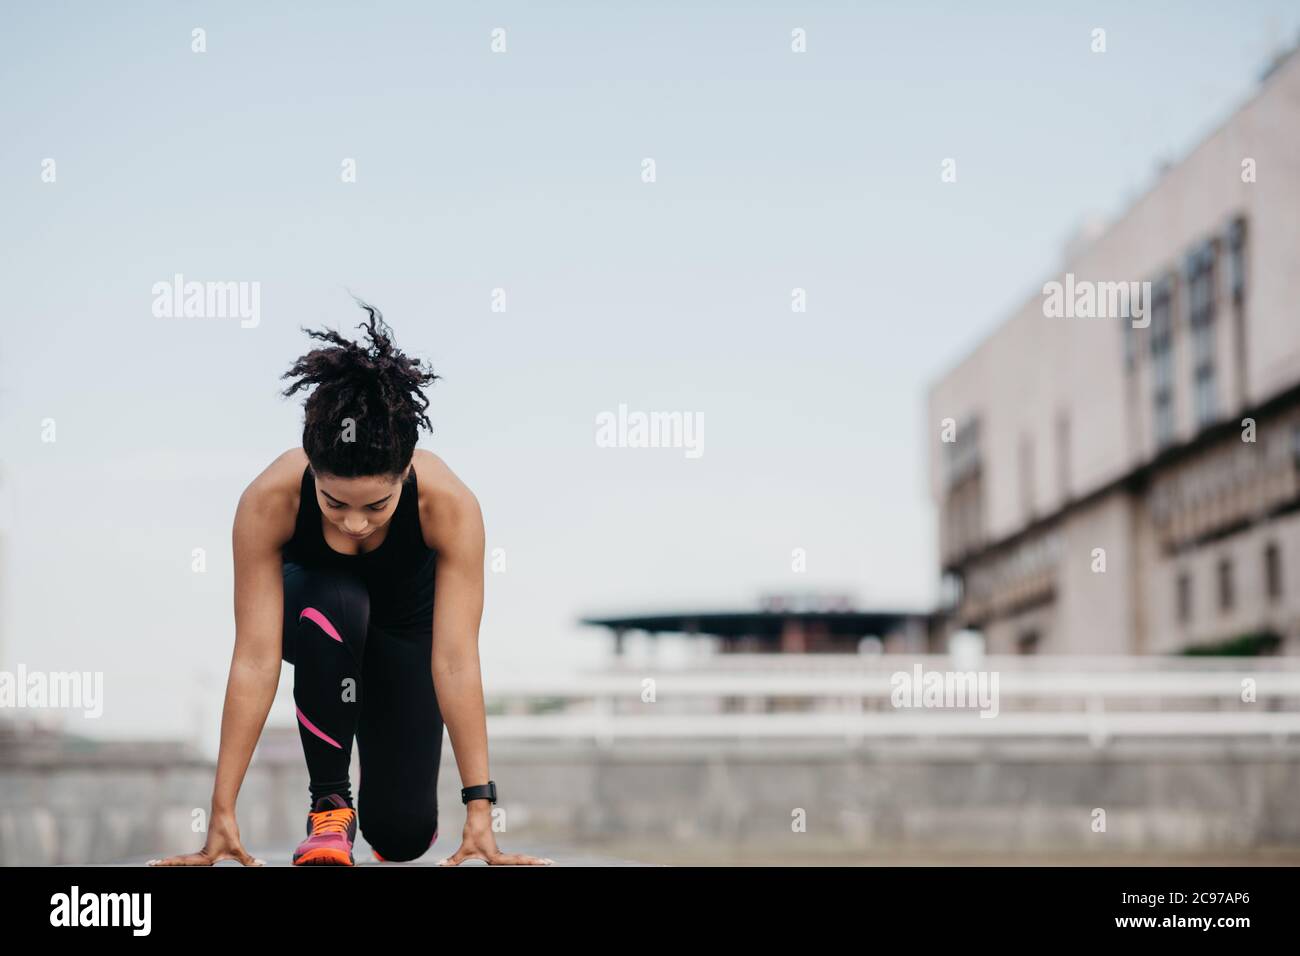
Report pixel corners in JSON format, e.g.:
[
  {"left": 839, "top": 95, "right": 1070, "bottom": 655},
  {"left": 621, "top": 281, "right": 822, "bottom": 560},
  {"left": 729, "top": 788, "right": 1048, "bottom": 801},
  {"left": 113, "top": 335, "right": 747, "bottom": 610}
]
[{"left": 309, "top": 807, "right": 355, "bottom": 837}]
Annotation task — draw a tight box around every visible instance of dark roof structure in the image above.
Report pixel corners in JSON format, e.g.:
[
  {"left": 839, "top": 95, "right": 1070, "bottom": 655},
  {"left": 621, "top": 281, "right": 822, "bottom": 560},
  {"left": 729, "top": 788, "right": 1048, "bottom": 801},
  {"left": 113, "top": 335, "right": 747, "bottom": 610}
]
[{"left": 579, "top": 609, "right": 923, "bottom": 640}]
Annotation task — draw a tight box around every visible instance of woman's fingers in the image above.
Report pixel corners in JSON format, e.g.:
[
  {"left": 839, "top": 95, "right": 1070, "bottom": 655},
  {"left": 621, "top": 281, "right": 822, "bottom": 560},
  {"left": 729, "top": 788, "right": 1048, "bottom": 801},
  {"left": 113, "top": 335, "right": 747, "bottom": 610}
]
[
  {"left": 489, "top": 851, "right": 554, "bottom": 866},
  {"left": 438, "top": 845, "right": 555, "bottom": 866},
  {"left": 217, "top": 827, "right": 262, "bottom": 865},
  {"left": 147, "top": 842, "right": 263, "bottom": 866},
  {"left": 209, "top": 848, "right": 264, "bottom": 866},
  {"left": 147, "top": 850, "right": 214, "bottom": 866}
]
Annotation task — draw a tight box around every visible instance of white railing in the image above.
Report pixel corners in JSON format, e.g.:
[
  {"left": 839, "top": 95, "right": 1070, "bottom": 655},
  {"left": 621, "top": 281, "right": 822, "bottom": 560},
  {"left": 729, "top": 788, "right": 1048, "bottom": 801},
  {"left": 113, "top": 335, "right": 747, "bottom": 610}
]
[
  {"left": 589, "top": 652, "right": 1300, "bottom": 672},
  {"left": 481, "top": 654, "right": 1300, "bottom": 745}
]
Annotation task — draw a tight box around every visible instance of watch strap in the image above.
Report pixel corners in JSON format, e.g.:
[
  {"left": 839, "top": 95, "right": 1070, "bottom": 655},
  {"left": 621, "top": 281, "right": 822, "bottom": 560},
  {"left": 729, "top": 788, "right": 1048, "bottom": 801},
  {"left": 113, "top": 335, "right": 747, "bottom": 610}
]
[{"left": 461, "top": 780, "right": 497, "bottom": 804}]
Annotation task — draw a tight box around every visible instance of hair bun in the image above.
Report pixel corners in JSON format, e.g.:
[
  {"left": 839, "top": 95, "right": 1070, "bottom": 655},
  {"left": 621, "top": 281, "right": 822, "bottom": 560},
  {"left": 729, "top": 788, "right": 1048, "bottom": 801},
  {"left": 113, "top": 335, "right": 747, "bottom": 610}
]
[{"left": 279, "top": 297, "right": 442, "bottom": 477}]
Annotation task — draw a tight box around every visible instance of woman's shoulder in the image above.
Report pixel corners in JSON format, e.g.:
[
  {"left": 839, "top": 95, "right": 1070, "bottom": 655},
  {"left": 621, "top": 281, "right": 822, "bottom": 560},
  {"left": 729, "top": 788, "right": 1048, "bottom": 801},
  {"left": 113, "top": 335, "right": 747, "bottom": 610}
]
[
  {"left": 234, "top": 447, "right": 308, "bottom": 549},
  {"left": 410, "top": 448, "right": 482, "bottom": 554}
]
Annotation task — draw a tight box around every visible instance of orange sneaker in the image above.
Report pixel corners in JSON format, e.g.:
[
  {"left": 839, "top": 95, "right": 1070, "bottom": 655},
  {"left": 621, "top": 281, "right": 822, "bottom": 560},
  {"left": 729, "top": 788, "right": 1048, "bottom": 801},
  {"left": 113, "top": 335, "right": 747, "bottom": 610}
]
[{"left": 293, "top": 794, "right": 357, "bottom": 866}]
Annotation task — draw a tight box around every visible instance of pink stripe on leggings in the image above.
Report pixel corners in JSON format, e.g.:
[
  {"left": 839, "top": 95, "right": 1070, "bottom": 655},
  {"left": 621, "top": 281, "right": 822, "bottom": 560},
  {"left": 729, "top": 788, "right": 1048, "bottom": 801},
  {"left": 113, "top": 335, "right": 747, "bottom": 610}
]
[
  {"left": 296, "top": 705, "right": 342, "bottom": 749},
  {"left": 299, "top": 606, "right": 343, "bottom": 642}
]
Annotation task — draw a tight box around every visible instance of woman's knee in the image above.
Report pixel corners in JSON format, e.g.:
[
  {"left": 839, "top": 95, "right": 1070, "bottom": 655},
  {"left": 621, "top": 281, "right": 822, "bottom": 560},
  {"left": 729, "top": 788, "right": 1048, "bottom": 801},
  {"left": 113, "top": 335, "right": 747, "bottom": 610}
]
[{"left": 362, "top": 811, "right": 438, "bottom": 862}]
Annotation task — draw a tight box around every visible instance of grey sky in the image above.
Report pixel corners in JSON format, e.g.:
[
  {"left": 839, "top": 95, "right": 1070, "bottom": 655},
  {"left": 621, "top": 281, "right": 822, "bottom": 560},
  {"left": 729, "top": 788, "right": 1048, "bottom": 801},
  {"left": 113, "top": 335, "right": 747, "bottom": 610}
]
[{"left": 2, "top": 1, "right": 1298, "bottom": 750}]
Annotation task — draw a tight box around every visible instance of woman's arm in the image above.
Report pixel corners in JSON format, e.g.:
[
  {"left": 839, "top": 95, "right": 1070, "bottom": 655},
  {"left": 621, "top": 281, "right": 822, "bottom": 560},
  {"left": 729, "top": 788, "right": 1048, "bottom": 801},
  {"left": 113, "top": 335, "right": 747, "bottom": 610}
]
[
  {"left": 429, "top": 481, "right": 490, "bottom": 815},
  {"left": 422, "top": 456, "right": 550, "bottom": 865},
  {"left": 152, "top": 457, "right": 297, "bottom": 866},
  {"left": 211, "top": 481, "right": 292, "bottom": 816}
]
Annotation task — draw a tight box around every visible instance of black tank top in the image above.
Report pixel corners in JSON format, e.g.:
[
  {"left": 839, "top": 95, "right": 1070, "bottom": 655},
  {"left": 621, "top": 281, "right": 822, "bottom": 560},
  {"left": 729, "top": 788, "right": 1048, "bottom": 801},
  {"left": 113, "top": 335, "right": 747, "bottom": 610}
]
[{"left": 282, "top": 464, "right": 437, "bottom": 630}]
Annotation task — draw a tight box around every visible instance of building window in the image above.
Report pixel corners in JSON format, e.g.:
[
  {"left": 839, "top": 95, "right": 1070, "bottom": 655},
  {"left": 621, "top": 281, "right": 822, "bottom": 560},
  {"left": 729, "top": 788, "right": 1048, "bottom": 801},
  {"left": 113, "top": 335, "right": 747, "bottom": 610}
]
[
  {"left": 1122, "top": 312, "right": 1136, "bottom": 370},
  {"left": 941, "top": 417, "right": 984, "bottom": 563},
  {"left": 1217, "top": 557, "right": 1234, "bottom": 613},
  {"left": 943, "top": 416, "right": 981, "bottom": 487},
  {"left": 1186, "top": 240, "right": 1218, "bottom": 428},
  {"left": 1150, "top": 275, "right": 1176, "bottom": 449},
  {"left": 1228, "top": 217, "right": 1247, "bottom": 305},
  {"left": 1264, "top": 543, "right": 1282, "bottom": 603},
  {"left": 1176, "top": 572, "right": 1192, "bottom": 625},
  {"left": 1227, "top": 216, "right": 1249, "bottom": 407}
]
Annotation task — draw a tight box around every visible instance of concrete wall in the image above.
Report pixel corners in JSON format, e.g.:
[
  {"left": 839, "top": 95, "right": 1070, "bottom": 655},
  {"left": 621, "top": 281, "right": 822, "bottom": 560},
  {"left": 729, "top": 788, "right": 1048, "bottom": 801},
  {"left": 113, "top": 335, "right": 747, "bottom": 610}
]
[
  {"left": 4, "top": 740, "right": 1299, "bottom": 864},
  {"left": 1055, "top": 493, "right": 1138, "bottom": 656}
]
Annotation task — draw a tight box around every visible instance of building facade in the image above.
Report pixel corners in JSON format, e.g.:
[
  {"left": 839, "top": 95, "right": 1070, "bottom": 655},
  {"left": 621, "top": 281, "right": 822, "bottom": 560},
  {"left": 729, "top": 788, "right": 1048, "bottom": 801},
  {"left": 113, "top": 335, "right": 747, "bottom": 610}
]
[{"left": 928, "top": 48, "right": 1300, "bottom": 655}]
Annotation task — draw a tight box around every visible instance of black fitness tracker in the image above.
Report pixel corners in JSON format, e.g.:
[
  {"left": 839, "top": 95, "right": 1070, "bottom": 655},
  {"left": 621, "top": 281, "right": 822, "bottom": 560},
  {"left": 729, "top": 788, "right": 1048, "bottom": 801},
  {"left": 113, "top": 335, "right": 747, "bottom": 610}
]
[{"left": 461, "top": 780, "right": 497, "bottom": 805}]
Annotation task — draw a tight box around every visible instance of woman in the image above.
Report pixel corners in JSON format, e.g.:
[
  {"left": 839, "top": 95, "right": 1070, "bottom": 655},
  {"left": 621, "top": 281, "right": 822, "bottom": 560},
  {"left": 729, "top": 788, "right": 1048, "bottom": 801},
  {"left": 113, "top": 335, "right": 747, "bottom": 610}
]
[{"left": 150, "top": 300, "right": 550, "bottom": 867}]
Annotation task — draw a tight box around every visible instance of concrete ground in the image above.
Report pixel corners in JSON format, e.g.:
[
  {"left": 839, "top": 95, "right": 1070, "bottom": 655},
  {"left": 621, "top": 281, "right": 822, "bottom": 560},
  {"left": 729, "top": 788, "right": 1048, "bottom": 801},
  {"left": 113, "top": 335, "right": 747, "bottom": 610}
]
[
  {"left": 584, "top": 841, "right": 1300, "bottom": 867},
  {"left": 65, "top": 845, "right": 1300, "bottom": 867},
  {"left": 78, "top": 837, "right": 662, "bottom": 867}
]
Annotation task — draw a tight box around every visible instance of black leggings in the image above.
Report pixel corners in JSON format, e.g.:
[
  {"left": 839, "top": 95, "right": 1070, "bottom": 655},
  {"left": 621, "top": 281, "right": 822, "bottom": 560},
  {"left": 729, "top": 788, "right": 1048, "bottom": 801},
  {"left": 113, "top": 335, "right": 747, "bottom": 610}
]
[{"left": 281, "top": 560, "right": 444, "bottom": 861}]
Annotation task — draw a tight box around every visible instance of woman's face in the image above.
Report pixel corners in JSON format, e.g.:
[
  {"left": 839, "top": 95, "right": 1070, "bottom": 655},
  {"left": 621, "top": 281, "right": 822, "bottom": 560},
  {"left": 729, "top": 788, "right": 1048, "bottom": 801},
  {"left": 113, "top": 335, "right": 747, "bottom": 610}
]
[{"left": 312, "top": 467, "right": 408, "bottom": 541}]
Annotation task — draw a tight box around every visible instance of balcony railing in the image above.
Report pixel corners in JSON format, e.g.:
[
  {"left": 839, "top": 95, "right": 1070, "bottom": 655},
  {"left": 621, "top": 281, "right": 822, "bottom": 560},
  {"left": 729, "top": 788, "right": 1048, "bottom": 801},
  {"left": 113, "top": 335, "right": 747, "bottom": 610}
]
[{"left": 480, "top": 654, "right": 1300, "bottom": 747}]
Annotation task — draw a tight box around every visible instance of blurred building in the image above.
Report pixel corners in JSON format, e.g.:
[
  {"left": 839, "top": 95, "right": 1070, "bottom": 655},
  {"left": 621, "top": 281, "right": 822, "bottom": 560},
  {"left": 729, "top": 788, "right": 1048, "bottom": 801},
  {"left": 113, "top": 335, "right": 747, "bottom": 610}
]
[
  {"left": 0, "top": 715, "right": 199, "bottom": 766},
  {"left": 928, "top": 47, "right": 1300, "bottom": 656},
  {"left": 583, "top": 591, "right": 928, "bottom": 655}
]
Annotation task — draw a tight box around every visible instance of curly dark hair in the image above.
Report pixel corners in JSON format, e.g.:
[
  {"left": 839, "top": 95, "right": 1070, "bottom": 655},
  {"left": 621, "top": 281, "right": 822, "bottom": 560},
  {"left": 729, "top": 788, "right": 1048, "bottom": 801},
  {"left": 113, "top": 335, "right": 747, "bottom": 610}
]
[{"left": 280, "top": 297, "right": 440, "bottom": 479}]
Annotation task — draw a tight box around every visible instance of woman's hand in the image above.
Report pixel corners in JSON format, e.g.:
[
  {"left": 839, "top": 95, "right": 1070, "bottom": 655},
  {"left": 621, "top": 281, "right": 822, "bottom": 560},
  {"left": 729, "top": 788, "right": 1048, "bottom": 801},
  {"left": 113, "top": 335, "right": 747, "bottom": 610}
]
[
  {"left": 147, "top": 808, "right": 264, "bottom": 866},
  {"left": 437, "top": 806, "right": 553, "bottom": 866}
]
